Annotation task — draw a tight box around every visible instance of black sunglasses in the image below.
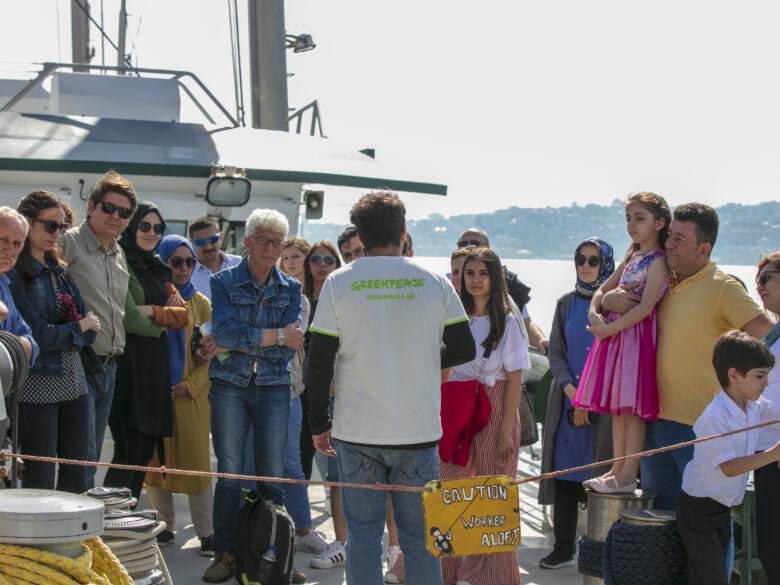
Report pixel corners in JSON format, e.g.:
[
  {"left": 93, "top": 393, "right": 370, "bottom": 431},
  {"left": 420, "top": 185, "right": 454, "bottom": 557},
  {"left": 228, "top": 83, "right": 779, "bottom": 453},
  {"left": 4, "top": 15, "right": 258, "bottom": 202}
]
[
  {"left": 310, "top": 255, "right": 336, "bottom": 266},
  {"left": 170, "top": 257, "right": 196, "bottom": 268},
  {"left": 99, "top": 200, "right": 133, "bottom": 220},
  {"left": 576, "top": 254, "right": 601, "bottom": 268},
  {"left": 138, "top": 221, "right": 165, "bottom": 235},
  {"left": 35, "top": 219, "right": 69, "bottom": 234},
  {"left": 457, "top": 239, "right": 485, "bottom": 248},
  {"left": 758, "top": 270, "right": 780, "bottom": 287}
]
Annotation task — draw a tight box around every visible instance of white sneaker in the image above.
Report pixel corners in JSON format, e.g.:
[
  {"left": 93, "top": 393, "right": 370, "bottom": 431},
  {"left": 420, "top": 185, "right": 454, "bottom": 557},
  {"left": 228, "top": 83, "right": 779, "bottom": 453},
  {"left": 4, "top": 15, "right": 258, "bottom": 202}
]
[
  {"left": 310, "top": 541, "right": 346, "bottom": 569},
  {"left": 295, "top": 530, "right": 330, "bottom": 555},
  {"left": 385, "top": 545, "right": 401, "bottom": 568}
]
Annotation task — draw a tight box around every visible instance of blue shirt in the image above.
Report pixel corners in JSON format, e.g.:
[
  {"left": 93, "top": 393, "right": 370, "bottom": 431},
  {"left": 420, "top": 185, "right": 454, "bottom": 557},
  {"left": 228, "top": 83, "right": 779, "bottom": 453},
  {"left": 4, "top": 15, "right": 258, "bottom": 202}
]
[
  {"left": 552, "top": 294, "right": 596, "bottom": 481},
  {"left": 0, "top": 273, "right": 39, "bottom": 365},
  {"left": 191, "top": 252, "right": 242, "bottom": 301}
]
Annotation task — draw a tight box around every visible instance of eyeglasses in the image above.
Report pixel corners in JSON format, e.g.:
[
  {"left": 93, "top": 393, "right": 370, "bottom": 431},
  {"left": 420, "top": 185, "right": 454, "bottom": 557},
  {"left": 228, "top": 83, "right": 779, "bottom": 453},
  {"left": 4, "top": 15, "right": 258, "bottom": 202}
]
[
  {"left": 138, "top": 221, "right": 165, "bottom": 235},
  {"left": 575, "top": 254, "right": 601, "bottom": 267},
  {"left": 35, "top": 219, "right": 69, "bottom": 234},
  {"left": 169, "top": 257, "right": 196, "bottom": 268},
  {"left": 192, "top": 233, "right": 220, "bottom": 247},
  {"left": 251, "top": 236, "right": 284, "bottom": 248},
  {"left": 310, "top": 255, "right": 336, "bottom": 266},
  {"left": 99, "top": 201, "right": 133, "bottom": 220},
  {"left": 457, "top": 239, "right": 485, "bottom": 248},
  {"left": 758, "top": 270, "right": 780, "bottom": 287}
]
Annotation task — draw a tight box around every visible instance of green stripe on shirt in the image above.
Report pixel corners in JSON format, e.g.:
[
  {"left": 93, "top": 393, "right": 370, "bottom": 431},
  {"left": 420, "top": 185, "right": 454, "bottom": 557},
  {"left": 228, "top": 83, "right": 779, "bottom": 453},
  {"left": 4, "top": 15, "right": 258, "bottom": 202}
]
[
  {"left": 445, "top": 317, "right": 469, "bottom": 326},
  {"left": 310, "top": 326, "right": 340, "bottom": 338}
]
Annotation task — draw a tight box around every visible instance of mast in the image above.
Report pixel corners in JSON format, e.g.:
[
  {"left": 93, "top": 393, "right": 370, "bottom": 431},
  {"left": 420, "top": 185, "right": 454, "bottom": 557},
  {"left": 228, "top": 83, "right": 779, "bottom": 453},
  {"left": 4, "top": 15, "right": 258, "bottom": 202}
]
[
  {"left": 70, "top": 0, "right": 91, "bottom": 72},
  {"left": 117, "top": 0, "right": 128, "bottom": 73},
  {"left": 247, "top": 0, "right": 289, "bottom": 131}
]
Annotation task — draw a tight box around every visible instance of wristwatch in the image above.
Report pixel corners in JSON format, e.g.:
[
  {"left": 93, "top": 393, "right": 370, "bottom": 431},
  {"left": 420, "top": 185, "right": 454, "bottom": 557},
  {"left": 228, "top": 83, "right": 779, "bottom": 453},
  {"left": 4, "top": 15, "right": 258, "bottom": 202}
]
[{"left": 276, "top": 328, "right": 286, "bottom": 346}]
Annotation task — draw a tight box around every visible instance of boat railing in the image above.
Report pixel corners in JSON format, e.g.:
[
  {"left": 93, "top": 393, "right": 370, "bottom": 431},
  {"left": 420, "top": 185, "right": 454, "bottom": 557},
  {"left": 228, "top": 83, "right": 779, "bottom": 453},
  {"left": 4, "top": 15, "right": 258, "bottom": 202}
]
[
  {"left": 0, "top": 62, "right": 240, "bottom": 129},
  {"left": 288, "top": 99, "right": 326, "bottom": 138}
]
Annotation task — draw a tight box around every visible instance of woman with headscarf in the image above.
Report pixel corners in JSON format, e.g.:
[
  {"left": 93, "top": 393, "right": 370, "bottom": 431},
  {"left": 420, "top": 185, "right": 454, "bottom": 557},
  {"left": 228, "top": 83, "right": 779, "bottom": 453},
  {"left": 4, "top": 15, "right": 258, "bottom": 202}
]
[
  {"left": 145, "top": 235, "right": 215, "bottom": 554},
  {"left": 538, "top": 237, "right": 615, "bottom": 570},
  {"left": 104, "top": 203, "right": 188, "bottom": 500}
]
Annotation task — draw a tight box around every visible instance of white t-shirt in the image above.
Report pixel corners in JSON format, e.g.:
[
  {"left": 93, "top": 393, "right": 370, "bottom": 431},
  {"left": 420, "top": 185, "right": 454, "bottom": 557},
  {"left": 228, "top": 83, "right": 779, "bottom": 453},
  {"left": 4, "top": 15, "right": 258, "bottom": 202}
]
[
  {"left": 682, "top": 390, "right": 780, "bottom": 507},
  {"left": 758, "top": 336, "right": 780, "bottom": 449},
  {"left": 450, "top": 314, "right": 531, "bottom": 387},
  {"left": 311, "top": 256, "right": 468, "bottom": 445}
]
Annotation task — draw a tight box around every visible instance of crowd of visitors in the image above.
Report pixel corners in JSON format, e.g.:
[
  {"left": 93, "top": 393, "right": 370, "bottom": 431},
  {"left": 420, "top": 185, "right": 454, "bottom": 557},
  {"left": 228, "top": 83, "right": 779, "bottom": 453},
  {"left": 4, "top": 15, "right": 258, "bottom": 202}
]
[{"left": 3, "top": 174, "right": 780, "bottom": 585}]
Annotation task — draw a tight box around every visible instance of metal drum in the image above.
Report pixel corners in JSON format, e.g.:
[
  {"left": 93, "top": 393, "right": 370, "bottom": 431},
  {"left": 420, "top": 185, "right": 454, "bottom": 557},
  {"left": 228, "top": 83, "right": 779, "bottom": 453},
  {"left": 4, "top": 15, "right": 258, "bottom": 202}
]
[
  {"left": 620, "top": 508, "right": 675, "bottom": 526},
  {"left": 582, "top": 489, "right": 655, "bottom": 585}
]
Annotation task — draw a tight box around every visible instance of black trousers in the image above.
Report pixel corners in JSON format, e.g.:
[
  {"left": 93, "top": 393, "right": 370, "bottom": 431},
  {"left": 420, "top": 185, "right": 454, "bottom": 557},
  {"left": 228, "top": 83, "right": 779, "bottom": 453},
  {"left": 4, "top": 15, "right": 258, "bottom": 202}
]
[
  {"left": 18, "top": 394, "right": 90, "bottom": 494},
  {"left": 104, "top": 416, "right": 158, "bottom": 500},
  {"left": 552, "top": 479, "right": 587, "bottom": 557},
  {"left": 755, "top": 462, "right": 780, "bottom": 585},
  {"left": 677, "top": 491, "right": 731, "bottom": 585}
]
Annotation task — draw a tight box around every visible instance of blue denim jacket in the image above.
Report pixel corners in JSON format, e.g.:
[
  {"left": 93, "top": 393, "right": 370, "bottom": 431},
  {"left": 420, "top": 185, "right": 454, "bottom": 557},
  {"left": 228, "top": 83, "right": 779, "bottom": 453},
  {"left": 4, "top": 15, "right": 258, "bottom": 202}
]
[
  {"left": 209, "top": 258, "right": 301, "bottom": 387},
  {"left": 8, "top": 260, "right": 96, "bottom": 376}
]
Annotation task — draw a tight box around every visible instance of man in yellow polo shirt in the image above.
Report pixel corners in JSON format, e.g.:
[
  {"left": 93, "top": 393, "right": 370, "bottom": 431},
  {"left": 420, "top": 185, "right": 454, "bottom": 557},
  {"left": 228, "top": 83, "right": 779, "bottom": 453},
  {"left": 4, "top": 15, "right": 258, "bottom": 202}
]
[{"left": 602, "top": 203, "right": 770, "bottom": 509}]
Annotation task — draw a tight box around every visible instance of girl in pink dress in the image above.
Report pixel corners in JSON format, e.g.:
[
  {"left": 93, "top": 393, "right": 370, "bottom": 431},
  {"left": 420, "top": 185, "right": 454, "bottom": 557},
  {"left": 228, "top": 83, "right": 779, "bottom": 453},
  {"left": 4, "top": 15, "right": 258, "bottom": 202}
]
[{"left": 573, "top": 192, "right": 671, "bottom": 493}]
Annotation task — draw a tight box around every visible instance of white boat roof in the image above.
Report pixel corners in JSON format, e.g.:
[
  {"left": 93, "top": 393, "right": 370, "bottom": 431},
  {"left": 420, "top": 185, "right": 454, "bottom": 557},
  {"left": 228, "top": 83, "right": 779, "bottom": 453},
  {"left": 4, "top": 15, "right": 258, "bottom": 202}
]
[{"left": 0, "top": 112, "right": 447, "bottom": 196}]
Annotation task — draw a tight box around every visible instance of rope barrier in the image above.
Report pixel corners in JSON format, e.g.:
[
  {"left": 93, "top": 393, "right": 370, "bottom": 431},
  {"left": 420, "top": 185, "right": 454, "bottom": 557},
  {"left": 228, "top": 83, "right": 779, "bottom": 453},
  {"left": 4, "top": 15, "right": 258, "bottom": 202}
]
[{"left": 2, "top": 415, "right": 779, "bottom": 493}]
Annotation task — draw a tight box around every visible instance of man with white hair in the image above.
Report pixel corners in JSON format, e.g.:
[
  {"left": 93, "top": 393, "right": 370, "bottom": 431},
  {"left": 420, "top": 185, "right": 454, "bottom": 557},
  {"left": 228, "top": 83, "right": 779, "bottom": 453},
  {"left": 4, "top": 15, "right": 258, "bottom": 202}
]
[
  {"left": 0, "top": 207, "right": 37, "bottom": 363},
  {"left": 203, "top": 209, "right": 305, "bottom": 583}
]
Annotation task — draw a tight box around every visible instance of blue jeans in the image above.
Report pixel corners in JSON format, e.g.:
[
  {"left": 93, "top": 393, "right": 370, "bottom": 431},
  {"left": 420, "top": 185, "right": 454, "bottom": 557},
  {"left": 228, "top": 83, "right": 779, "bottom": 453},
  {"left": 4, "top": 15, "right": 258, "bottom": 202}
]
[
  {"left": 281, "top": 396, "right": 312, "bottom": 530},
  {"left": 85, "top": 361, "right": 117, "bottom": 488},
  {"left": 335, "top": 440, "right": 441, "bottom": 585},
  {"left": 210, "top": 379, "right": 291, "bottom": 553},
  {"left": 641, "top": 419, "right": 695, "bottom": 510}
]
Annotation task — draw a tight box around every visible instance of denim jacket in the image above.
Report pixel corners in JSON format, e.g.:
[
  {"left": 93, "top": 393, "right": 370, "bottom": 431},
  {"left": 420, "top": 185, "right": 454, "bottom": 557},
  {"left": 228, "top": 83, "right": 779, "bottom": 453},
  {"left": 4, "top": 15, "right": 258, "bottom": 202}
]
[
  {"left": 209, "top": 258, "right": 301, "bottom": 387},
  {"left": 8, "top": 260, "right": 97, "bottom": 377}
]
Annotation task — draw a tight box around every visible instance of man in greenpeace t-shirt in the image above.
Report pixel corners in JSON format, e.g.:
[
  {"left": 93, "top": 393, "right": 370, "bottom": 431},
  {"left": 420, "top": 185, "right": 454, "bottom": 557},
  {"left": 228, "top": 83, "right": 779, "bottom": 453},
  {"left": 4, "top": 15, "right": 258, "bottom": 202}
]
[{"left": 307, "top": 192, "right": 476, "bottom": 585}]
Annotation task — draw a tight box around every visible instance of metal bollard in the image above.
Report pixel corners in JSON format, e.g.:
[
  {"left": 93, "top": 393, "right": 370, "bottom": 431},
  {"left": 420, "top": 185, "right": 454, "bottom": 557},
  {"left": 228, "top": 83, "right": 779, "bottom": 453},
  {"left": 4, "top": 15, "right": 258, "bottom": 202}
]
[{"left": 582, "top": 489, "right": 655, "bottom": 585}]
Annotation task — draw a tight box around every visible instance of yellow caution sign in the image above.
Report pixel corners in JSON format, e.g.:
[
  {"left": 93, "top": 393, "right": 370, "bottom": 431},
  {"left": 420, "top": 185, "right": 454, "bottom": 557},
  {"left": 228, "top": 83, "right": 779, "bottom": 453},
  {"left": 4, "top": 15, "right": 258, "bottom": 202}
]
[{"left": 422, "top": 476, "right": 520, "bottom": 558}]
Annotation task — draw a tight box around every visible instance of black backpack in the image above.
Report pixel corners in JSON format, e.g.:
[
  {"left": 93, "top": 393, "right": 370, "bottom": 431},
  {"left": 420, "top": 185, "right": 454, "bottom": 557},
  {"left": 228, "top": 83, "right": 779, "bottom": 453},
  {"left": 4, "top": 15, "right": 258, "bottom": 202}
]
[{"left": 235, "top": 491, "right": 295, "bottom": 585}]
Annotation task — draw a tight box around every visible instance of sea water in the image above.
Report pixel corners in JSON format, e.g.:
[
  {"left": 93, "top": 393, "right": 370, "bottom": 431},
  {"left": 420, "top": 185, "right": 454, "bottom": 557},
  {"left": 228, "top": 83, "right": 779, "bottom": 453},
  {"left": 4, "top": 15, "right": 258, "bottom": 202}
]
[{"left": 414, "top": 257, "right": 759, "bottom": 335}]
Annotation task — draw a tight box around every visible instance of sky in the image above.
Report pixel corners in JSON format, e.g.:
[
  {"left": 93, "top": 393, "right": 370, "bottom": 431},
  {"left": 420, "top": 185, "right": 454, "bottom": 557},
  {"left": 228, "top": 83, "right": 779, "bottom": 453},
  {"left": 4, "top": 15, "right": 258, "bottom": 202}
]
[{"left": 2, "top": 1, "right": 780, "bottom": 223}]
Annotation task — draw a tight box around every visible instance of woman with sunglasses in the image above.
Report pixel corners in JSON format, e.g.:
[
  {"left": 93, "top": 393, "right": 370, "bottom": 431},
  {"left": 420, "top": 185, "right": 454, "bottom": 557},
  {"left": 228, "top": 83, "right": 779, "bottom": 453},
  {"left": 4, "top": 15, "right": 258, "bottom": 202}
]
[
  {"left": 537, "top": 238, "right": 615, "bottom": 569},
  {"left": 752, "top": 252, "right": 780, "bottom": 585},
  {"left": 144, "top": 235, "right": 215, "bottom": 553},
  {"left": 8, "top": 191, "right": 101, "bottom": 493},
  {"left": 105, "top": 202, "right": 189, "bottom": 500}
]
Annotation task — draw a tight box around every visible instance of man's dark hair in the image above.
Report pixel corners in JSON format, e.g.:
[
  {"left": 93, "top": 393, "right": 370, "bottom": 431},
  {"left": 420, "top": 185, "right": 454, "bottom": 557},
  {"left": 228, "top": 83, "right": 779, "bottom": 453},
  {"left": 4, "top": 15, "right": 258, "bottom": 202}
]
[
  {"left": 337, "top": 225, "right": 359, "bottom": 252},
  {"left": 189, "top": 215, "right": 220, "bottom": 237},
  {"left": 89, "top": 170, "right": 138, "bottom": 211},
  {"left": 402, "top": 232, "right": 413, "bottom": 256},
  {"left": 349, "top": 192, "right": 405, "bottom": 251},
  {"left": 712, "top": 330, "right": 774, "bottom": 388},
  {"left": 673, "top": 203, "right": 719, "bottom": 248}
]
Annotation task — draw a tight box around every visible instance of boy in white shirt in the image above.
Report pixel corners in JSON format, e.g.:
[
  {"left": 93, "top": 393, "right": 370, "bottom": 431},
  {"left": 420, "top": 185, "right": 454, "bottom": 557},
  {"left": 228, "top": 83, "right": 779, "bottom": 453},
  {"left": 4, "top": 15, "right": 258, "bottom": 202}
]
[{"left": 678, "top": 330, "right": 780, "bottom": 585}]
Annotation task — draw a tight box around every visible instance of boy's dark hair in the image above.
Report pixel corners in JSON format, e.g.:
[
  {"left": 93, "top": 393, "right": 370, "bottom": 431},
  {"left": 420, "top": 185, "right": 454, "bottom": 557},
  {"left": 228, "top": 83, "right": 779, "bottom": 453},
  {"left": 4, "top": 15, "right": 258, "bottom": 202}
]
[
  {"left": 402, "top": 232, "right": 413, "bottom": 256},
  {"left": 349, "top": 192, "right": 405, "bottom": 251},
  {"left": 337, "top": 225, "right": 358, "bottom": 252},
  {"left": 89, "top": 170, "right": 138, "bottom": 211},
  {"left": 673, "top": 203, "right": 719, "bottom": 249},
  {"left": 712, "top": 330, "right": 775, "bottom": 388},
  {"left": 189, "top": 215, "right": 220, "bottom": 237}
]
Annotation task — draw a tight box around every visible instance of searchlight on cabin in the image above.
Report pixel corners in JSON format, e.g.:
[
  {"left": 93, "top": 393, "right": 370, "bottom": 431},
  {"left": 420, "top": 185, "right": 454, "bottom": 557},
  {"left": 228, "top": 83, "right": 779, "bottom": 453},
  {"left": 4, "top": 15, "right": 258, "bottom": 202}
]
[
  {"left": 206, "top": 165, "right": 251, "bottom": 207},
  {"left": 285, "top": 34, "right": 316, "bottom": 53}
]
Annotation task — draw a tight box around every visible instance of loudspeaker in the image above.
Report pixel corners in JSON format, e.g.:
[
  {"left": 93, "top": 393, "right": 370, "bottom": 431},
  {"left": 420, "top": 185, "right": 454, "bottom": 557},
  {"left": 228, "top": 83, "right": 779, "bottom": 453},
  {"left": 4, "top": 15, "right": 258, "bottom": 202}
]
[{"left": 305, "top": 191, "right": 324, "bottom": 219}]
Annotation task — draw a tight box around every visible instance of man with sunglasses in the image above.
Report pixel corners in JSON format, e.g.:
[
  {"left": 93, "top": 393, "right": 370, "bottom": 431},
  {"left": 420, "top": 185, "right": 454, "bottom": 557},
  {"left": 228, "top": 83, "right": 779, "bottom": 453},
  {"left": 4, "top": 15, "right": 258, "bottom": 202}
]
[
  {"left": 189, "top": 216, "right": 242, "bottom": 301},
  {"left": 601, "top": 203, "right": 771, "bottom": 513},
  {"left": 455, "top": 228, "right": 550, "bottom": 354},
  {"left": 61, "top": 171, "right": 137, "bottom": 487}
]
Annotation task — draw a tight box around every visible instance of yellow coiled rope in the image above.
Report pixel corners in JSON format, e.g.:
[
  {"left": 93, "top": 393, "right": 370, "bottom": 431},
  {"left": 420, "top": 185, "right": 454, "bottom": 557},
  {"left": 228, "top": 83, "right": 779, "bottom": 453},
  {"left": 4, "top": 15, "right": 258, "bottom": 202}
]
[{"left": 0, "top": 537, "right": 134, "bottom": 585}]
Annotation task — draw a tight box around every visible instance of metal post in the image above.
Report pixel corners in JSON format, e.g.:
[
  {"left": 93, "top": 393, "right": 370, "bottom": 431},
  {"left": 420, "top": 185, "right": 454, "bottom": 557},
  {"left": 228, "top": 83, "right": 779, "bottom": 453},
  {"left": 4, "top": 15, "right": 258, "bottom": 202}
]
[
  {"left": 117, "top": 0, "right": 128, "bottom": 73},
  {"left": 247, "top": 0, "right": 289, "bottom": 131},
  {"left": 70, "top": 0, "right": 91, "bottom": 72}
]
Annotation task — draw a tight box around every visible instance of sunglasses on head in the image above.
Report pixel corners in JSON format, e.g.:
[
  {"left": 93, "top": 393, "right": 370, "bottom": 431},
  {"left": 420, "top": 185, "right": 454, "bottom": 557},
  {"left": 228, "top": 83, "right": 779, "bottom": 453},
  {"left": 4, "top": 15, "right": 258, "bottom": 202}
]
[
  {"left": 310, "top": 255, "right": 336, "bottom": 266},
  {"left": 35, "top": 219, "right": 69, "bottom": 234},
  {"left": 457, "top": 239, "right": 485, "bottom": 248},
  {"left": 99, "top": 200, "right": 133, "bottom": 220},
  {"left": 138, "top": 221, "right": 165, "bottom": 235},
  {"left": 758, "top": 270, "right": 780, "bottom": 287},
  {"left": 192, "top": 233, "right": 220, "bottom": 247},
  {"left": 169, "top": 257, "right": 196, "bottom": 268},
  {"left": 575, "top": 254, "right": 601, "bottom": 267}
]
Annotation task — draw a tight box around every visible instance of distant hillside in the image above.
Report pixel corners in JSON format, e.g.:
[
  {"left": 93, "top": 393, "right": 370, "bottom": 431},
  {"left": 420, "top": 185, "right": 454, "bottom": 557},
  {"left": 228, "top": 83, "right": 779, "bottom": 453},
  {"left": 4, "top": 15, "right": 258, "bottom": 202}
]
[{"left": 302, "top": 200, "right": 780, "bottom": 266}]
